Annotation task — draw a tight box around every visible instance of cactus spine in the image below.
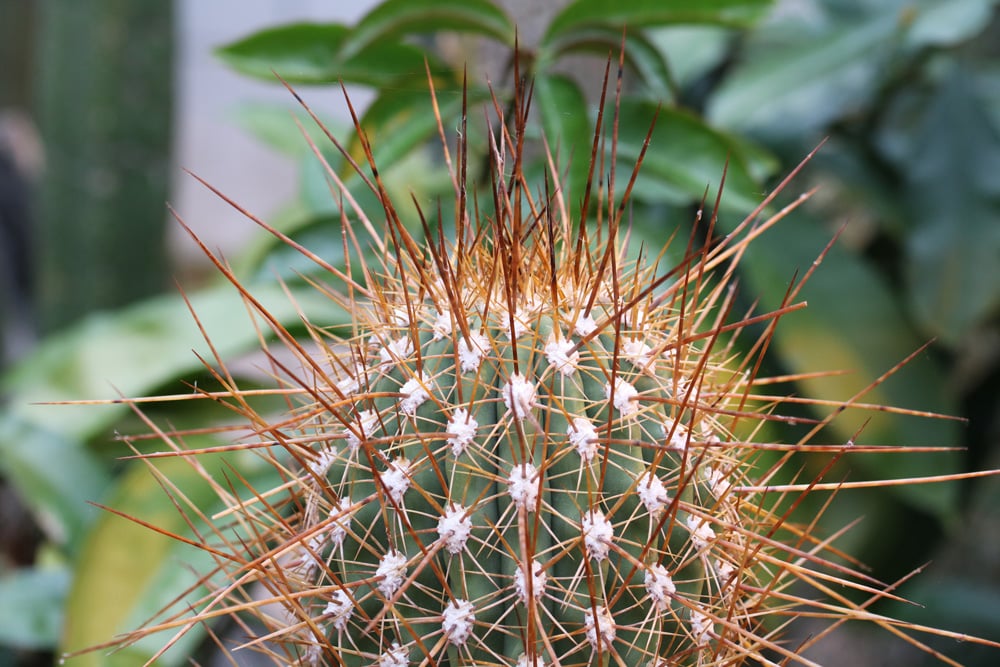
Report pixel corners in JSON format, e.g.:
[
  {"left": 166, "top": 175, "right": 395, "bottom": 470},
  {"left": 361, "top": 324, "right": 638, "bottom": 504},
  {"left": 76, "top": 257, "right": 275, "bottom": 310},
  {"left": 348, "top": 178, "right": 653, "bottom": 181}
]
[{"left": 92, "top": 67, "right": 999, "bottom": 667}]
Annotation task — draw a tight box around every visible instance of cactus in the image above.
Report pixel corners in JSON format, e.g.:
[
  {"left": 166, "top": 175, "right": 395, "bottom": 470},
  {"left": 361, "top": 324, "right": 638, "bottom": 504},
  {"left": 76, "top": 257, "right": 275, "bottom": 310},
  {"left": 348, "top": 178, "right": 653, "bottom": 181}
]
[{"left": 86, "top": 67, "right": 999, "bottom": 667}]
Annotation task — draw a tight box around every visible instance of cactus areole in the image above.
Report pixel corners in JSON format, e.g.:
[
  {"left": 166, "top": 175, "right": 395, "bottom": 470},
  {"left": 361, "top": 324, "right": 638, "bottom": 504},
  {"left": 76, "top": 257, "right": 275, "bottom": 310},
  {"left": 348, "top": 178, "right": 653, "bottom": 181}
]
[{"left": 85, "top": 62, "right": 1000, "bottom": 667}]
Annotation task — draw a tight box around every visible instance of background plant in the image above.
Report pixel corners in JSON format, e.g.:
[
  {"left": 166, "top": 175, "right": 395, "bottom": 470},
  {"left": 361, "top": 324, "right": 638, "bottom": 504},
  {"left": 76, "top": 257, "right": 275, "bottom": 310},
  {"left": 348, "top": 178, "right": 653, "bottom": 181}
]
[{"left": 0, "top": 0, "right": 998, "bottom": 665}]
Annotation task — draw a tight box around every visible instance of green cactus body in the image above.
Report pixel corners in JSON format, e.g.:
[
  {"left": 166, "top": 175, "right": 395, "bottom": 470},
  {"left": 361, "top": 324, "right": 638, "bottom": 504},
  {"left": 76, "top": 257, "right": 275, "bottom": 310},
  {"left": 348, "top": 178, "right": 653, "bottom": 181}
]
[
  {"left": 265, "top": 151, "right": 769, "bottom": 665},
  {"left": 81, "top": 69, "right": 1000, "bottom": 667}
]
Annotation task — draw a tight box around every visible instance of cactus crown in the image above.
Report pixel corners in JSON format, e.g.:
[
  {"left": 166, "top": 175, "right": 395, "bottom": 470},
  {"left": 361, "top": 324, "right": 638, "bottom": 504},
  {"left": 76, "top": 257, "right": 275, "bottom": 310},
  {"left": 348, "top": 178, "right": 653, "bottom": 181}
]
[{"left": 83, "top": 59, "right": 999, "bottom": 667}]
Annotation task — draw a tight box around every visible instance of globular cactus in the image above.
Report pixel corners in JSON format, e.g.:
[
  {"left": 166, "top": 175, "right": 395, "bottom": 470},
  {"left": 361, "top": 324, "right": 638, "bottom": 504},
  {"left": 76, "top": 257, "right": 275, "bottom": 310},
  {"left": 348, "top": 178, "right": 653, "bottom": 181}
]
[{"left": 90, "top": 69, "right": 999, "bottom": 667}]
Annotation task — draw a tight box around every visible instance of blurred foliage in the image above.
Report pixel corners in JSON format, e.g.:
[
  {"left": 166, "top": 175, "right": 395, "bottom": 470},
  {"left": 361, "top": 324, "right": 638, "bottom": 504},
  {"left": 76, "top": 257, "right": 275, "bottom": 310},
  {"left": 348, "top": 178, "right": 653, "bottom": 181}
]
[{"left": 1, "top": 0, "right": 998, "bottom": 665}]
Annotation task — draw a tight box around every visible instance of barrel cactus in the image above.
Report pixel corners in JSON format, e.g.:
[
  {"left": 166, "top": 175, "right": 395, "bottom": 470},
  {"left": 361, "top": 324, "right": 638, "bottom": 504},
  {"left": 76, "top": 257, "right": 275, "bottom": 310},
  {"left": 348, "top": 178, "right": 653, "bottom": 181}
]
[{"left": 90, "top": 74, "right": 998, "bottom": 667}]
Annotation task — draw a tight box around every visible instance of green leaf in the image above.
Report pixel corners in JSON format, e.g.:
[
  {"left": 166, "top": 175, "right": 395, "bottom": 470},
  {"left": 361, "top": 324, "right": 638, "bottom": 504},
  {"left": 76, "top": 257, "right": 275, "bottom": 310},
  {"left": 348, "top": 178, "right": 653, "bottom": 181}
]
[
  {"left": 883, "top": 67, "right": 1000, "bottom": 346},
  {"left": 230, "top": 101, "right": 349, "bottom": 157},
  {"left": 535, "top": 74, "right": 593, "bottom": 201},
  {"left": 734, "top": 211, "right": 961, "bottom": 518},
  {"left": 904, "top": 0, "right": 996, "bottom": 49},
  {"left": 340, "top": 0, "right": 515, "bottom": 59},
  {"left": 543, "top": 27, "right": 677, "bottom": 102},
  {"left": 346, "top": 84, "right": 472, "bottom": 180},
  {"left": 543, "top": 0, "right": 773, "bottom": 49},
  {"left": 614, "top": 98, "right": 777, "bottom": 212},
  {"left": 707, "top": 15, "right": 899, "bottom": 138},
  {"left": 0, "top": 415, "right": 110, "bottom": 552},
  {"left": 648, "top": 25, "right": 731, "bottom": 90},
  {"left": 0, "top": 567, "right": 70, "bottom": 649},
  {"left": 2, "top": 283, "right": 349, "bottom": 441},
  {"left": 60, "top": 448, "right": 278, "bottom": 666},
  {"left": 216, "top": 22, "right": 441, "bottom": 86}
]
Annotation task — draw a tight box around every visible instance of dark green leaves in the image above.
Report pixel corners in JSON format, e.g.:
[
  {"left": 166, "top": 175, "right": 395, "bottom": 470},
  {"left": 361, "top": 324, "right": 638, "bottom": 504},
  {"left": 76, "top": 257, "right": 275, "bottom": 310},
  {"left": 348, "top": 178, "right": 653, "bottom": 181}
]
[
  {"left": 544, "top": 0, "right": 773, "bottom": 47},
  {"left": 340, "top": 0, "right": 515, "bottom": 58},
  {"left": 883, "top": 67, "right": 1000, "bottom": 346},
  {"left": 216, "top": 23, "right": 444, "bottom": 87}
]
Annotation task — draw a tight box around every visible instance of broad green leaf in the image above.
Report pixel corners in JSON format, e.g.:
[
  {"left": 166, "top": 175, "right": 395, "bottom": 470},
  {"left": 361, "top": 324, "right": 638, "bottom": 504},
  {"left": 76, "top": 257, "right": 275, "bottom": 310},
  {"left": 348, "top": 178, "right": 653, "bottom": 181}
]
[
  {"left": 541, "top": 27, "right": 677, "bottom": 102},
  {"left": 707, "top": 15, "right": 898, "bottom": 138},
  {"left": 885, "top": 68, "right": 1000, "bottom": 346},
  {"left": 345, "top": 84, "right": 471, "bottom": 180},
  {"left": 733, "top": 211, "right": 961, "bottom": 518},
  {"left": 904, "top": 0, "right": 996, "bottom": 49},
  {"left": 648, "top": 25, "right": 731, "bottom": 90},
  {"left": 0, "top": 567, "right": 70, "bottom": 649},
  {"left": 230, "top": 102, "right": 349, "bottom": 157},
  {"left": 0, "top": 415, "right": 110, "bottom": 552},
  {"left": 614, "top": 98, "right": 777, "bottom": 213},
  {"left": 340, "top": 0, "right": 515, "bottom": 59},
  {"left": 543, "top": 0, "right": 773, "bottom": 50},
  {"left": 2, "top": 283, "right": 349, "bottom": 441},
  {"left": 61, "top": 448, "right": 277, "bottom": 666},
  {"left": 216, "top": 23, "right": 441, "bottom": 86},
  {"left": 535, "top": 74, "right": 593, "bottom": 202}
]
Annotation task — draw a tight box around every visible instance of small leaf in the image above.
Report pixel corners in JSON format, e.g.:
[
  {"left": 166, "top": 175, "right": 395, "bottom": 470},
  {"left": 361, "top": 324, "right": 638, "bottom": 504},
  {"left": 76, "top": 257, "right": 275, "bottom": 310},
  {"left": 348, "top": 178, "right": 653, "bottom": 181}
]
[
  {"left": 0, "top": 567, "right": 70, "bottom": 649},
  {"left": 614, "top": 98, "right": 777, "bottom": 213},
  {"left": 708, "top": 15, "right": 898, "bottom": 138},
  {"left": 542, "top": 27, "right": 676, "bottom": 102},
  {"left": 879, "top": 65, "right": 1000, "bottom": 346},
  {"left": 543, "top": 0, "right": 773, "bottom": 50},
  {"left": 535, "top": 74, "right": 593, "bottom": 200},
  {"left": 2, "top": 283, "right": 349, "bottom": 441},
  {"left": 734, "top": 211, "right": 961, "bottom": 517},
  {"left": 904, "top": 0, "right": 996, "bottom": 49},
  {"left": 0, "top": 415, "right": 110, "bottom": 552},
  {"left": 230, "top": 102, "right": 349, "bottom": 157},
  {"left": 61, "top": 449, "right": 277, "bottom": 666},
  {"left": 340, "top": 0, "right": 515, "bottom": 59},
  {"left": 216, "top": 22, "right": 441, "bottom": 86},
  {"left": 345, "top": 84, "right": 475, "bottom": 179}
]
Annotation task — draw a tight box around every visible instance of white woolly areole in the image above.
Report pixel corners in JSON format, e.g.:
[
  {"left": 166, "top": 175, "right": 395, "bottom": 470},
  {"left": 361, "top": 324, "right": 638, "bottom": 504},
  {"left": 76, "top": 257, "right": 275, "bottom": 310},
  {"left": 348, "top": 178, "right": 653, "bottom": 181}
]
[
  {"left": 704, "top": 466, "right": 732, "bottom": 498},
  {"left": 437, "top": 503, "right": 472, "bottom": 554},
  {"left": 507, "top": 462, "right": 540, "bottom": 512},
  {"left": 344, "top": 409, "right": 379, "bottom": 451},
  {"left": 432, "top": 309, "right": 452, "bottom": 340},
  {"left": 379, "top": 336, "right": 414, "bottom": 365},
  {"left": 622, "top": 337, "right": 654, "bottom": 370},
  {"left": 334, "top": 364, "right": 364, "bottom": 396},
  {"left": 382, "top": 457, "right": 412, "bottom": 505},
  {"left": 376, "top": 549, "right": 408, "bottom": 598},
  {"left": 458, "top": 331, "right": 490, "bottom": 373},
  {"left": 582, "top": 510, "right": 614, "bottom": 561},
  {"left": 567, "top": 417, "right": 599, "bottom": 462},
  {"left": 503, "top": 374, "right": 536, "bottom": 420},
  {"left": 573, "top": 313, "right": 598, "bottom": 338},
  {"left": 323, "top": 589, "right": 353, "bottom": 632},
  {"left": 441, "top": 599, "right": 476, "bottom": 646},
  {"left": 446, "top": 408, "right": 478, "bottom": 456},
  {"left": 513, "top": 558, "right": 546, "bottom": 603},
  {"left": 584, "top": 605, "right": 616, "bottom": 649},
  {"left": 499, "top": 309, "right": 528, "bottom": 340},
  {"left": 391, "top": 307, "right": 411, "bottom": 328},
  {"left": 328, "top": 497, "right": 353, "bottom": 548},
  {"left": 399, "top": 372, "right": 433, "bottom": 415},
  {"left": 687, "top": 515, "right": 716, "bottom": 550},
  {"left": 544, "top": 333, "right": 579, "bottom": 376},
  {"left": 605, "top": 378, "right": 639, "bottom": 416},
  {"left": 690, "top": 608, "right": 714, "bottom": 646},
  {"left": 635, "top": 470, "right": 670, "bottom": 514},
  {"left": 378, "top": 642, "right": 408, "bottom": 667},
  {"left": 516, "top": 654, "right": 544, "bottom": 667},
  {"left": 644, "top": 564, "right": 676, "bottom": 611},
  {"left": 662, "top": 420, "right": 690, "bottom": 451},
  {"left": 308, "top": 447, "right": 338, "bottom": 477},
  {"left": 715, "top": 559, "right": 735, "bottom": 583}
]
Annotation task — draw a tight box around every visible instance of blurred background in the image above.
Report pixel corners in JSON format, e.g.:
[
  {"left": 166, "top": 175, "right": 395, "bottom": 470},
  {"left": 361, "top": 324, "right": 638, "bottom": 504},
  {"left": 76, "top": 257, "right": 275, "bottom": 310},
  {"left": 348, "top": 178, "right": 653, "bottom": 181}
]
[{"left": 1, "top": 0, "right": 998, "bottom": 665}]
